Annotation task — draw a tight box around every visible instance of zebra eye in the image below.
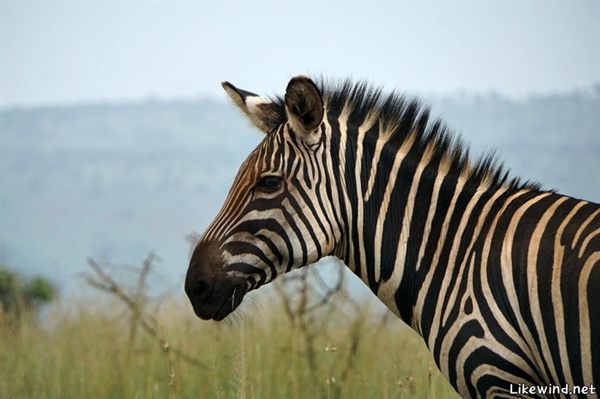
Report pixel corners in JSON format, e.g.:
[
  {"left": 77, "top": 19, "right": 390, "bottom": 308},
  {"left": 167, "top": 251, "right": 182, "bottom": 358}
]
[{"left": 255, "top": 176, "right": 283, "bottom": 192}]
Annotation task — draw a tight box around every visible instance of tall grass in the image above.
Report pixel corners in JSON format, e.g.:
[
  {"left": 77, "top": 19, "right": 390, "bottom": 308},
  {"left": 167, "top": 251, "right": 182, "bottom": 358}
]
[{"left": 0, "top": 259, "right": 458, "bottom": 399}]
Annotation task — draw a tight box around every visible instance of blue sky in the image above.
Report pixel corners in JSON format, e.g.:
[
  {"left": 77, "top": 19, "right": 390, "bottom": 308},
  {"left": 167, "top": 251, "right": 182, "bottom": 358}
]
[{"left": 1, "top": 1, "right": 599, "bottom": 108}]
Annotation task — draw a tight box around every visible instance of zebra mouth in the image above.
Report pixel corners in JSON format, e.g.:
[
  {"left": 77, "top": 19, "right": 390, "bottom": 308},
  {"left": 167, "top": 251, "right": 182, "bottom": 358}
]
[{"left": 187, "top": 277, "right": 248, "bottom": 321}]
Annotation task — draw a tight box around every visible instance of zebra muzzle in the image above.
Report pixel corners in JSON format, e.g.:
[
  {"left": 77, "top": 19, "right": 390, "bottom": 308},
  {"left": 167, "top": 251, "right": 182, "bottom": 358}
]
[{"left": 185, "top": 239, "right": 248, "bottom": 320}]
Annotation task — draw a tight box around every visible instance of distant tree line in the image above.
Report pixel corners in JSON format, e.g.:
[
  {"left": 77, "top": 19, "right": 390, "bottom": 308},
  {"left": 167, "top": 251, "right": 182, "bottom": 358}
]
[{"left": 0, "top": 264, "right": 56, "bottom": 323}]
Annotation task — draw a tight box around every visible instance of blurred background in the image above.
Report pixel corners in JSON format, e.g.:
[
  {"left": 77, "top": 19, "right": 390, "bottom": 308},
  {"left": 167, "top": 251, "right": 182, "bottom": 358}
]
[{"left": 1, "top": 1, "right": 599, "bottom": 303}]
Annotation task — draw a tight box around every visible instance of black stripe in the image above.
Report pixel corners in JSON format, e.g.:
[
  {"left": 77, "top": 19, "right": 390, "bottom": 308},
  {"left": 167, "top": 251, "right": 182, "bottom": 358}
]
[{"left": 415, "top": 171, "right": 459, "bottom": 335}]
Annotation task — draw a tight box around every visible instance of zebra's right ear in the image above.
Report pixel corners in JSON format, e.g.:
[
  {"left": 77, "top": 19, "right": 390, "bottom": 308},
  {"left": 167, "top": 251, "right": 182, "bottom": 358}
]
[
  {"left": 222, "top": 81, "right": 283, "bottom": 134},
  {"left": 284, "top": 75, "right": 324, "bottom": 145}
]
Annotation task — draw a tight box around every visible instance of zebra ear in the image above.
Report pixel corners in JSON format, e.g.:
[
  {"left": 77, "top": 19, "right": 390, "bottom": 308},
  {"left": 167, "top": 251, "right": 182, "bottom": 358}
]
[
  {"left": 221, "top": 81, "right": 282, "bottom": 134},
  {"left": 284, "top": 76, "right": 324, "bottom": 144}
]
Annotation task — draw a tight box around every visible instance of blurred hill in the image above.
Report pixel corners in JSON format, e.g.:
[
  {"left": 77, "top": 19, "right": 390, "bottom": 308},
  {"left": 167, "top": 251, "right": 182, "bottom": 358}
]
[{"left": 1, "top": 89, "right": 599, "bottom": 294}]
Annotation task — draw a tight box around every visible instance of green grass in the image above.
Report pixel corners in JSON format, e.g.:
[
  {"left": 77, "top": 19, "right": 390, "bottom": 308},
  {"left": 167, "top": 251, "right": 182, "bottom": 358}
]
[{"left": 1, "top": 287, "right": 458, "bottom": 399}]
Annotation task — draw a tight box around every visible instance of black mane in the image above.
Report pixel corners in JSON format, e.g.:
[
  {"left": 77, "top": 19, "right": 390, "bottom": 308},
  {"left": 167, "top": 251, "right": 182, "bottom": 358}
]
[{"left": 271, "top": 77, "right": 542, "bottom": 192}]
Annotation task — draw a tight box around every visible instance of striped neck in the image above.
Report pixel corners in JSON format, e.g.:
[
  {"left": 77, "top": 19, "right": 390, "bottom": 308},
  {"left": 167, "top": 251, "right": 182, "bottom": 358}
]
[{"left": 323, "top": 103, "right": 516, "bottom": 328}]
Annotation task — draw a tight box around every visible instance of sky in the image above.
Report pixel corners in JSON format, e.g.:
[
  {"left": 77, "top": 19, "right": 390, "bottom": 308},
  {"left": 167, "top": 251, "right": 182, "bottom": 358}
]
[{"left": 1, "top": 1, "right": 599, "bottom": 109}]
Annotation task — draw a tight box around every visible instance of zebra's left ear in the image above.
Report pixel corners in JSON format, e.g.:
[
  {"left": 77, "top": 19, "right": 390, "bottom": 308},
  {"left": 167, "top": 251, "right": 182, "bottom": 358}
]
[
  {"left": 222, "top": 81, "right": 283, "bottom": 134},
  {"left": 285, "top": 76, "right": 324, "bottom": 145}
]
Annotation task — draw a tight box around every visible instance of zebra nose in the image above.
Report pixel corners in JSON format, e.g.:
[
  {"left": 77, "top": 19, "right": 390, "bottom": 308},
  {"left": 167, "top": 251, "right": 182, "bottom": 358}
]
[{"left": 185, "top": 239, "right": 223, "bottom": 304}]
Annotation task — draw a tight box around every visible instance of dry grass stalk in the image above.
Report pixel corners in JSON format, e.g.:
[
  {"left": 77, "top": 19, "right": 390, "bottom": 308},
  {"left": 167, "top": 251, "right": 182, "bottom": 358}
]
[{"left": 83, "top": 253, "right": 208, "bottom": 375}]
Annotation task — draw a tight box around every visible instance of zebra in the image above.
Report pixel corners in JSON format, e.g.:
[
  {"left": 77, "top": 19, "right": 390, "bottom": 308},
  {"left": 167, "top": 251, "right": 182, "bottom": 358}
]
[{"left": 185, "top": 75, "right": 600, "bottom": 398}]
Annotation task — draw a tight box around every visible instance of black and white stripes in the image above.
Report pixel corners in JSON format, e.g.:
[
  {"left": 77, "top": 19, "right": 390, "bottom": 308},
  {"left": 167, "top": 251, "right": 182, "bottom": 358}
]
[{"left": 185, "top": 75, "right": 599, "bottom": 397}]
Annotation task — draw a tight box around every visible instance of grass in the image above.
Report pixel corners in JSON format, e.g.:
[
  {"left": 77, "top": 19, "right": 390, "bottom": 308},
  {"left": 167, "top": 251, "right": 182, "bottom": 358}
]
[{"left": 0, "top": 260, "right": 459, "bottom": 399}]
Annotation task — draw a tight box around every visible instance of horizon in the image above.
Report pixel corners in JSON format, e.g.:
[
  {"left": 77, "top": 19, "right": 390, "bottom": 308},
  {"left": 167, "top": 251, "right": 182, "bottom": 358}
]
[{"left": 2, "top": 79, "right": 599, "bottom": 113}]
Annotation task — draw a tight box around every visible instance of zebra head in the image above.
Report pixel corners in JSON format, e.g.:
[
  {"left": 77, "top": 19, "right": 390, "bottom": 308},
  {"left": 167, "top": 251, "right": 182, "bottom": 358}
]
[{"left": 185, "top": 76, "right": 340, "bottom": 320}]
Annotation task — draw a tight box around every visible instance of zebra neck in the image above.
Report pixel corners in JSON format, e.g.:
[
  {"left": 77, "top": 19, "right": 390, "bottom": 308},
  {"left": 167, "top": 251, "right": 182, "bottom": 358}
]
[{"left": 330, "top": 123, "right": 494, "bottom": 330}]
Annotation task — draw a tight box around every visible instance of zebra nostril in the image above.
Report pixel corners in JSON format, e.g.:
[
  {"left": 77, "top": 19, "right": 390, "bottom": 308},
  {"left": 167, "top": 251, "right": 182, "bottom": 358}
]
[
  {"left": 185, "top": 270, "right": 212, "bottom": 303},
  {"left": 192, "top": 279, "right": 210, "bottom": 301}
]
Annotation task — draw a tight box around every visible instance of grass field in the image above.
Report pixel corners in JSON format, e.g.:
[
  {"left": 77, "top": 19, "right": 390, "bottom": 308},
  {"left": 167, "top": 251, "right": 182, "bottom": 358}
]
[{"left": 1, "top": 263, "right": 459, "bottom": 399}]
